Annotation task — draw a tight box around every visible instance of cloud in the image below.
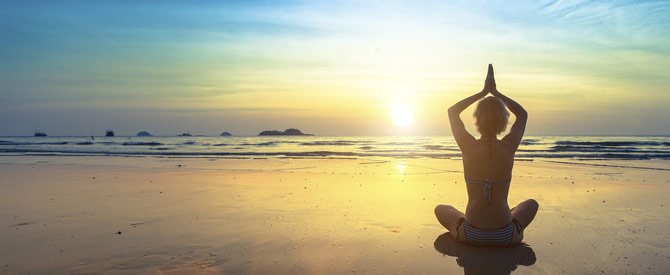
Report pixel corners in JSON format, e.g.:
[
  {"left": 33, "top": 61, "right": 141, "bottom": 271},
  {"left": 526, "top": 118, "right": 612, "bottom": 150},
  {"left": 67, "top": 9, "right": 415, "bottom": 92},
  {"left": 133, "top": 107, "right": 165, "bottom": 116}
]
[{"left": 0, "top": 0, "right": 669, "bottom": 135}]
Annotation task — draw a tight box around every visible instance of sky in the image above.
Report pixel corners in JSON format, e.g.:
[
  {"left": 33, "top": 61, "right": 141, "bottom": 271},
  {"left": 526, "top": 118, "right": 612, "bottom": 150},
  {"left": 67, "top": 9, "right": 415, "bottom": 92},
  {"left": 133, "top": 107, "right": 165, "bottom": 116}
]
[{"left": 1, "top": 0, "right": 669, "bottom": 136}]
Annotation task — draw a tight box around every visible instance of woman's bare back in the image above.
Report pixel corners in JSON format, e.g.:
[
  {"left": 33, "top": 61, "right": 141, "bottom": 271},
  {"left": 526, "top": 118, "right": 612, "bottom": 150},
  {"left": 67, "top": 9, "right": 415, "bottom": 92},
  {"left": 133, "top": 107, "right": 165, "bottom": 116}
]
[{"left": 462, "top": 137, "right": 515, "bottom": 229}]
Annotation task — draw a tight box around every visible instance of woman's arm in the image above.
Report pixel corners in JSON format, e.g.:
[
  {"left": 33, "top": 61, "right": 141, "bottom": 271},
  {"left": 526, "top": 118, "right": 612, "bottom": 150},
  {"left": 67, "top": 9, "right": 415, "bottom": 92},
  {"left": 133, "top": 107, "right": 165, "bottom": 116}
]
[
  {"left": 449, "top": 65, "right": 499, "bottom": 149},
  {"left": 490, "top": 77, "right": 527, "bottom": 150},
  {"left": 448, "top": 89, "right": 487, "bottom": 150}
]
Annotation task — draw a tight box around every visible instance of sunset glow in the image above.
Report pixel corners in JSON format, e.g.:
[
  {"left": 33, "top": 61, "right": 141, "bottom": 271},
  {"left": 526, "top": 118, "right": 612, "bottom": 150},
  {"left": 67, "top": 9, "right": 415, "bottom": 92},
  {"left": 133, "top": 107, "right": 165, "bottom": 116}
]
[
  {"left": 0, "top": 1, "right": 668, "bottom": 136},
  {"left": 390, "top": 103, "right": 413, "bottom": 128}
]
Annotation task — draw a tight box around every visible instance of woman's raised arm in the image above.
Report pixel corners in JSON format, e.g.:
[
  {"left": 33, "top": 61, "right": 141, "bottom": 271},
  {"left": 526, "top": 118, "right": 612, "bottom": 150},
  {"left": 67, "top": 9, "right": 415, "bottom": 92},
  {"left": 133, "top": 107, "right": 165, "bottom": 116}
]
[
  {"left": 448, "top": 68, "right": 491, "bottom": 149},
  {"left": 488, "top": 65, "right": 527, "bottom": 150}
]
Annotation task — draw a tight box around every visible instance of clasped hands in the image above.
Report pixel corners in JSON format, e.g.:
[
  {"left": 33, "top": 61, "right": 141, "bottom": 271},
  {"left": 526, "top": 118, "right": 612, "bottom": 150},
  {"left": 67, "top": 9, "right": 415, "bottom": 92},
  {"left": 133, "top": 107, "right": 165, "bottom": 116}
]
[{"left": 481, "top": 64, "right": 501, "bottom": 97}]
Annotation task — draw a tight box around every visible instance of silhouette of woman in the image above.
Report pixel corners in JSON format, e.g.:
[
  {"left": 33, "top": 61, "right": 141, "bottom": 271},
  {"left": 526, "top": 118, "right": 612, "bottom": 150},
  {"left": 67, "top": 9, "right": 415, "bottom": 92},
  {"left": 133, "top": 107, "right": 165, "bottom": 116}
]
[{"left": 435, "top": 64, "right": 538, "bottom": 246}]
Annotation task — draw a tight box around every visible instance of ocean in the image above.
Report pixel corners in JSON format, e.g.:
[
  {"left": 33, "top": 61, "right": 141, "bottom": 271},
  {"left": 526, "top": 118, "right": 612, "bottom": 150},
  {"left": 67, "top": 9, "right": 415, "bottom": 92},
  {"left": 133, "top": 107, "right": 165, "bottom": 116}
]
[{"left": 1, "top": 136, "right": 669, "bottom": 162}]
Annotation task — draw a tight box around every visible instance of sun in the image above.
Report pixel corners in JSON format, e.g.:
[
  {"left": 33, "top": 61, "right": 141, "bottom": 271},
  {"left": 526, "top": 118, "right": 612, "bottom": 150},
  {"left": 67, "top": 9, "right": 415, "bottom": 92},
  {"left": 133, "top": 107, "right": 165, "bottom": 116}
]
[{"left": 390, "top": 103, "right": 413, "bottom": 127}]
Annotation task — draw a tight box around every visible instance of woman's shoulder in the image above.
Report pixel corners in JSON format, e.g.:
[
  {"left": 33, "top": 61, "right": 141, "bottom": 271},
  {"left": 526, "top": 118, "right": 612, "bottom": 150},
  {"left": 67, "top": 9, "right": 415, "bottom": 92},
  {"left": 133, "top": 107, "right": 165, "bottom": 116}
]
[
  {"left": 497, "top": 139, "right": 521, "bottom": 153},
  {"left": 461, "top": 139, "right": 516, "bottom": 158}
]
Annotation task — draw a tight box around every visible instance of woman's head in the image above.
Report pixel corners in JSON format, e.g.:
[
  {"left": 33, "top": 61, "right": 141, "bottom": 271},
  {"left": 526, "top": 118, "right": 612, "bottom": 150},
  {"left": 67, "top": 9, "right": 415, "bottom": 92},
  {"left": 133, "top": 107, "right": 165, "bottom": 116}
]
[{"left": 474, "top": 96, "right": 509, "bottom": 136}]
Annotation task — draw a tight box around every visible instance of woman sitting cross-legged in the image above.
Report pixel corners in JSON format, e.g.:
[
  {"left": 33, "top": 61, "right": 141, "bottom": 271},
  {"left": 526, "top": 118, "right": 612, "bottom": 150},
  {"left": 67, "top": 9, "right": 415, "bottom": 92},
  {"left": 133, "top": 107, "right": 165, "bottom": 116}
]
[{"left": 435, "top": 64, "right": 539, "bottom": 246}]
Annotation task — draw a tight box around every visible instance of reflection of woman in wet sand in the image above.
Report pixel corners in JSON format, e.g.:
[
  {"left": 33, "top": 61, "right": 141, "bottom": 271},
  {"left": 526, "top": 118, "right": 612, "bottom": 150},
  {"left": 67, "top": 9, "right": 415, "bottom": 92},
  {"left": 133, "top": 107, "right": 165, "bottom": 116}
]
[
  {"left": 433, "top": 233, "right": 536, "bottom": 274},
  {"left": 435, "top": 64, "right": 538, "bottom": 246}
]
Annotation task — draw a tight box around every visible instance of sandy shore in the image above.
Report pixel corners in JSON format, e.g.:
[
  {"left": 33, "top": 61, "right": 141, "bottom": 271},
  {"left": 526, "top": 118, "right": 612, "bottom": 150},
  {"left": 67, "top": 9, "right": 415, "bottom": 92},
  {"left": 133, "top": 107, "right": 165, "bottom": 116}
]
[{"left": 1, "top": 155, "right": 669, "bottom": 274}]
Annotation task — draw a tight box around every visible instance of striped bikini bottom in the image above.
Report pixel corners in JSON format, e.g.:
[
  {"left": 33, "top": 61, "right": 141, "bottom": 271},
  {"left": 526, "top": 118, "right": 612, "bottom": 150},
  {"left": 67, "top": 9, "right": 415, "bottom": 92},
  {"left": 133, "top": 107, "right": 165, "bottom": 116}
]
[{"left": 456, "top": 218, "right": 521, "bottom": 246}]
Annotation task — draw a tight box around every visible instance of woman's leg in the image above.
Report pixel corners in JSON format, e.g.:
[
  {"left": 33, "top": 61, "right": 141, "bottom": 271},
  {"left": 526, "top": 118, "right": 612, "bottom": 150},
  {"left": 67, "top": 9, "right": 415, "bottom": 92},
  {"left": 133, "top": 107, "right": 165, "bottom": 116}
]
[
  {"left": 434, "top": 204, "right": 465, "bottom": 239},
  {"left": 510, "top": 199, "right": 539, "bottom": 244},
  {"left": 512, "top": 199, "right": 539, "bottom": 229}
]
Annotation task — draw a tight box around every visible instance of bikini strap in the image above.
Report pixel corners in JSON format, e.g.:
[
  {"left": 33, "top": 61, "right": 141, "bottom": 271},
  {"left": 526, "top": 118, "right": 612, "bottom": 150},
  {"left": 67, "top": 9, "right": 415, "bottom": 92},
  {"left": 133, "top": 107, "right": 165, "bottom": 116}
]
[
  {"left": 464, "top": 178, "right": 511, "bottom": 206},
  {"left": 483, "top": 179, "right": 493, "bottom": 206}
]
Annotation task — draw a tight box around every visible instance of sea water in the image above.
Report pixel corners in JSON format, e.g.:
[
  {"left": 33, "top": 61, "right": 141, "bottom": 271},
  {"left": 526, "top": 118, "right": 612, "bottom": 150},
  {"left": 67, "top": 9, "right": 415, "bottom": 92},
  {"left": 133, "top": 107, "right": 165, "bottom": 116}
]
[{"left": 1, "top": 136, "right": 669, "bottom": 162}]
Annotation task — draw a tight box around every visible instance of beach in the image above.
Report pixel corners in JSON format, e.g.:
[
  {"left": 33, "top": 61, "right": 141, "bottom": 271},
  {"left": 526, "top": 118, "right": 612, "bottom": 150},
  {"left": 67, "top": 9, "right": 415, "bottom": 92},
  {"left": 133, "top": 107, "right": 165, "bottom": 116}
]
[
  {"left": 3, "top": 0, "right": 669, "bottom": 273},
  {"left": 1, "top": 153, "right": 669, "bottom": 274}
]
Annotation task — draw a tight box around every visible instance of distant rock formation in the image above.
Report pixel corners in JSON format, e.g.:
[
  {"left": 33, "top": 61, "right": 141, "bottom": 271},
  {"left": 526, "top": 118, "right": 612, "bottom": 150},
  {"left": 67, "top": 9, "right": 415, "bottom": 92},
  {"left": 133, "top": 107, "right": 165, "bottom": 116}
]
[
  {"left": 220, "top": 131, "right": 232, "bottom": 136},
  {"left": 258, "top": 128, "right": 312, "bottom": 136},
  {"left": 137, "top": 131, "right": 152, "bottom": 136},
  {"left": 178, "top": 133, "right": 191, "bottom": 136},
  {"left": 258, "top": 130, "right": 283, "bottom": 136}
]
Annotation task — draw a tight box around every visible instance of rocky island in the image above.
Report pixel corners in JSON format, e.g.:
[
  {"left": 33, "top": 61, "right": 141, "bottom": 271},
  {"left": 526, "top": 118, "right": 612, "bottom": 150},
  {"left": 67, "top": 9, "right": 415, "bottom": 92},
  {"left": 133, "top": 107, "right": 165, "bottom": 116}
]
[
  {"left": 220, "top": 131, "right": 232, "bottom": 136},
  {"left": 136, "top": 131, "right": 152, "bottom": 136},
  {"left": 258, "top": 128, "right": 312, "bottom": 136}
]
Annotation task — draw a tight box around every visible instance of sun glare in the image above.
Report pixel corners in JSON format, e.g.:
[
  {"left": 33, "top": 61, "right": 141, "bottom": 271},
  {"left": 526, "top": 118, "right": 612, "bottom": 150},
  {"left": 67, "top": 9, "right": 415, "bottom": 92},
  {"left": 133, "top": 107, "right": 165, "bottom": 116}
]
[{"left": 390, "top": 103, "right": 413, "bottom": 127}]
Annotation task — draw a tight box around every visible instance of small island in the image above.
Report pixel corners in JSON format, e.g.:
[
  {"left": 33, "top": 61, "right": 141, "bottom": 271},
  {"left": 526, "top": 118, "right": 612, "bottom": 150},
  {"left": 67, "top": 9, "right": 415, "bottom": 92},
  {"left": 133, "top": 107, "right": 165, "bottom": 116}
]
[
  {"left": 258, "top": 128, "right": 312, "bottom": 136},
  {"left": 136, "top": 131, "right": 152, "bottom": 136},
  {"left": 220, "top": 131, "right": 232, "bottom": 136}
]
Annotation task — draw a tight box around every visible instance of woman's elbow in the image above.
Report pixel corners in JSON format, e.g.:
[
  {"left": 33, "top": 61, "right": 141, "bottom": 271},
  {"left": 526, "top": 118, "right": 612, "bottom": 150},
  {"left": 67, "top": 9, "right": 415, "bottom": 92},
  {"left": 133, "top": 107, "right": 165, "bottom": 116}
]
[
  {"left": 447, "top": 106, "right": 459, "bottom": 117},
  {"left": 516, "top": 109, "right": 528, "bottom": 119}
]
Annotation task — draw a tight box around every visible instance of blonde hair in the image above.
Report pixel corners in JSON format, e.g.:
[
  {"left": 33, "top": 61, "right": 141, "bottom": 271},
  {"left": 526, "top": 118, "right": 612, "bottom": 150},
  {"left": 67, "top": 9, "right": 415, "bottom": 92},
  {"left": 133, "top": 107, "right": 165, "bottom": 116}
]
[{"left": 474, "top": 96, "right": 509, "bottom": 136}]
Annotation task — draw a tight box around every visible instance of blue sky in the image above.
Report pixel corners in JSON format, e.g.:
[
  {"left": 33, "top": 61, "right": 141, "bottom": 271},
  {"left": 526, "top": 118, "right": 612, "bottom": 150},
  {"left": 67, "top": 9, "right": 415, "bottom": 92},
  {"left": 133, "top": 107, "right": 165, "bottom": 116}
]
[{"left": 1, "top": 0, "right": 668, "bottom": 136}]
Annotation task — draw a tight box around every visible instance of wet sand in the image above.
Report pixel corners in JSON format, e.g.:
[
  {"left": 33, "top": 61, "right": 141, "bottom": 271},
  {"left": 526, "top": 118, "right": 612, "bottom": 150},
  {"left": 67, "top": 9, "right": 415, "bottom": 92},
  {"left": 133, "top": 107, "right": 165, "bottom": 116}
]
[{"left": 1, "top": 155, "right": 669, "bottom": 274}]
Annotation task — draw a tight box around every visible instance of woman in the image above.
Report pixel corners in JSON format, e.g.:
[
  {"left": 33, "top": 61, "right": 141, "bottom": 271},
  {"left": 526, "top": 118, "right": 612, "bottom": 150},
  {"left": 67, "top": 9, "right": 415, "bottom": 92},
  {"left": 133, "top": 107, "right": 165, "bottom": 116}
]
[{"left": 435, "top": 64, "right": 538, "bottom": 246}]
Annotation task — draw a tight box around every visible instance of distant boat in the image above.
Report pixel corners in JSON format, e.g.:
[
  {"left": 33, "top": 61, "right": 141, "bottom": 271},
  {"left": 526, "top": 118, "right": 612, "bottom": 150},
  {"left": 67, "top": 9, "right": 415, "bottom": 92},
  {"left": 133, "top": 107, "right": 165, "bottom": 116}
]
[
  {"left": 178, "top": 132, "right": 192, "bottom": 136},
  {"left": 106, "top": 129, "right": 115, "bottom": 137},
  {"left": 34, "top": 131, "right": 47, "bottom": 137}
]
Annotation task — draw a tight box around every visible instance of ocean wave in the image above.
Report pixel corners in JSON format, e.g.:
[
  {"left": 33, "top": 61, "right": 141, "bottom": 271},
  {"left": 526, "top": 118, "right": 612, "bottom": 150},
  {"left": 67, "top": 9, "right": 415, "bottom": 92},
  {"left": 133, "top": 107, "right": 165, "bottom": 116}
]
[
  {"left": 2, "top": 136, "right": 669, "bottom": 161},
  {"left": 300, "top": 141, "right": 357, "bottom": 146},
  {"left": 550, "top": 145, "right": 639, "bottom": 152},
  {"left": 379, "top": 142, "right": 418, "bottom": 146},
  {"left": 0, "top": 141, "right": 68, "bottom": 145},
  {"left": 422, "top": 145, "right": 459, "bottom": 151},
  {"left": 240, "top": 142, "right": 277, "bottom": 146},
  {"left": 366, "top": 149, "right": 417, "bottom": 153},
  {"left": 554, "top": 141, "right": 669, "bottom": 147},
  {"left": 122, "top": 142, "right": 164, "bottom": 146},
  {"left": 1, "top": 147, "right": 668, "bottom": 160},
  {"left": 515, "top": 153, "right": 670, "bottom": 160},
  {"left": 520, "top": 139, "right": 539, "bottom": 145},
  {"left": 0, "top": 148, "right": 442, "bottom": 158},
  {"left": 0, "top": 141, "right": 27, "bottom": 145}
]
